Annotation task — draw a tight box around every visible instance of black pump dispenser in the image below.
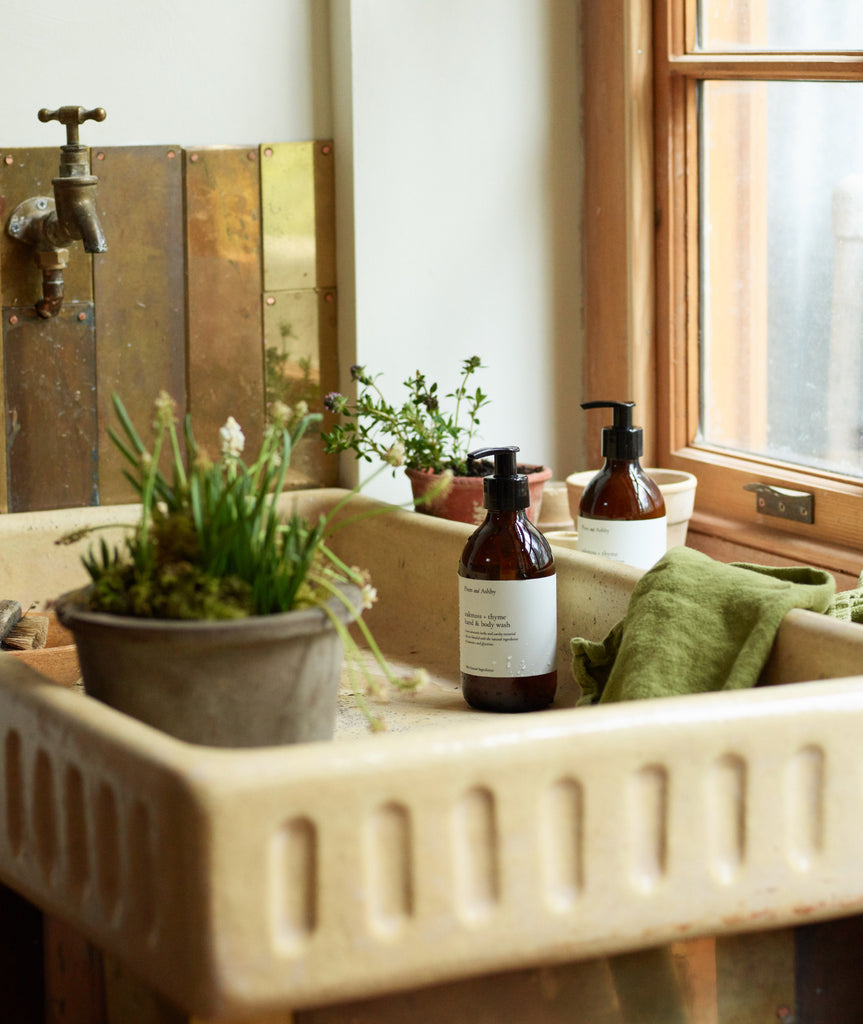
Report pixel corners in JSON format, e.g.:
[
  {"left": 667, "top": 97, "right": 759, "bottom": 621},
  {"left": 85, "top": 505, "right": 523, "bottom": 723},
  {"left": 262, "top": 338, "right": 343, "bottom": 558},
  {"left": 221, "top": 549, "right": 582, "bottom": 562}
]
[
  {"left": 469, "top": 446, "right": 529, "bottom": 511},
  {"left": 581, "top": 400, "right": 643, "bottom": 460}
]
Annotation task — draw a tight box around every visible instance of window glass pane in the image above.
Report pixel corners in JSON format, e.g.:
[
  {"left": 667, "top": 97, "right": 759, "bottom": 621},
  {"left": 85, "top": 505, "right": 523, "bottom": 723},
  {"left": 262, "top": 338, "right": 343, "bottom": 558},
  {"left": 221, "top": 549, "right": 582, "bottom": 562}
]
[
  {"left": 697, "top": 0, "right": 863, "bottom": 52},
  {"left": 699, "top": 80, "right": 863, "bottom": 478}
]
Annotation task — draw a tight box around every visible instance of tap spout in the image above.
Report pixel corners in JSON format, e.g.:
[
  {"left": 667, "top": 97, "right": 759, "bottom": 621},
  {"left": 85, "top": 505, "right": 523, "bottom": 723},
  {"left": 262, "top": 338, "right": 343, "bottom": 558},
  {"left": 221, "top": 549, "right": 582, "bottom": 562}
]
[{"left": 48, "top": 175, "right": 107, "bottom": 253}]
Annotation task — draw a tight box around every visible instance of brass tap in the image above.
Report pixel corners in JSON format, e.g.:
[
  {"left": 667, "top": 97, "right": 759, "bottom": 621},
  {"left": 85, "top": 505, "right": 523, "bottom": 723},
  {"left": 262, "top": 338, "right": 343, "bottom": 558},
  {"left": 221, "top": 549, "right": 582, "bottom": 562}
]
[
  {"left": 38, "top": 106, "right": 108, "bottom": 253},
  {"left": 5, "top": 106, "right": 107, "bottom": 318}
]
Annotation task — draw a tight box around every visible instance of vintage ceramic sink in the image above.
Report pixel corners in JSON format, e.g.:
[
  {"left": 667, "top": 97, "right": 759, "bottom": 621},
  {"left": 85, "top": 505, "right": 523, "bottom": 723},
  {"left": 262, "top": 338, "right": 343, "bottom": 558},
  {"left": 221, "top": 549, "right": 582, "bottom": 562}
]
[{"left": 1, "top": 490, "right": 863, "bottom": 1019}]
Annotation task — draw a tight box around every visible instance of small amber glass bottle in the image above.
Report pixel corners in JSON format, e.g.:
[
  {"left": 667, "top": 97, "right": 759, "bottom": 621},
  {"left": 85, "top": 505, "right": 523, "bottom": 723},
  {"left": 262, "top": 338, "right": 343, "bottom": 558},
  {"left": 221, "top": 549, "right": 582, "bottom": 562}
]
[
  {"left": 577, "top": 400, "right": 666, "bottom": 570},
  {"left": 458, "top": 446, "right": 557, "bottom": 712}
]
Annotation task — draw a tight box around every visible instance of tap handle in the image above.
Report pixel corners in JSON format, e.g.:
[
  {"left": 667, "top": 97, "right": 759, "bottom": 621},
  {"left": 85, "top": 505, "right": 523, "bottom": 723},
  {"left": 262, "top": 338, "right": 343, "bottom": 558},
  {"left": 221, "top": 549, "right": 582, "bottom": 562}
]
[{"left": 38, "top": 106, "right": 107, "bottom": 147}]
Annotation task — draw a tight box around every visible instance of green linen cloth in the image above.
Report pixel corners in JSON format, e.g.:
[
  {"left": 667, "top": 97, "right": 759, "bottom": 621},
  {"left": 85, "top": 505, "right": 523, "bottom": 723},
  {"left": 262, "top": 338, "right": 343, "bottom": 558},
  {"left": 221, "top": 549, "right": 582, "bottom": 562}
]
[
  {"left": 572, "top": 546, "right": 837, "bottom": 705},
  {"left": 828, "top": 571, "right": 863, "bottom": 623}
]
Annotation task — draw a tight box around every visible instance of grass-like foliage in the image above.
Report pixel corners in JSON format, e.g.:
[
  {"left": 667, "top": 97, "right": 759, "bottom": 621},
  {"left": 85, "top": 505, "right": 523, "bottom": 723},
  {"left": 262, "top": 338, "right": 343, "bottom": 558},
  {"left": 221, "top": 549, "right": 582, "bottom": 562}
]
[
  {"left": 70, "top": 389, "right": 337, "bottom": 614},
  {"left": 64, "top": 393, "right": 360, "bottom": 620},
  {"left": 57, "top": 392, "right": 448, "bottom": 728}
]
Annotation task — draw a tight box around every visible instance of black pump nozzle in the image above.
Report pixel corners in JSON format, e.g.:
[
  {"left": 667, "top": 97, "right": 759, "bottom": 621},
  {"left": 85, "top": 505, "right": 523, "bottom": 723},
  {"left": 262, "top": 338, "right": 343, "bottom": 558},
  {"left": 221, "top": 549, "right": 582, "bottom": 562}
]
[
  {"left": 581, "top": 400, "right": 643, "bottom": 460},
  {"left": 468, "top": 445, "right": 528, "bottom": 511}
]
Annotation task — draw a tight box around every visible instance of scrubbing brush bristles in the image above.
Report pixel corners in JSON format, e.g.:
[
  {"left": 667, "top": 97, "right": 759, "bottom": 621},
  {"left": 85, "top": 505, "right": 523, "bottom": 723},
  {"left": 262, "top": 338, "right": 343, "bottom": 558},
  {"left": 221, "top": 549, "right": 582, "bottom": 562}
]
[
  {"left": 0, "top": 599, "right": 22, "bottom": 642},
  {"left": 2, "top": 615, "right": 48, "bottom": 650}
]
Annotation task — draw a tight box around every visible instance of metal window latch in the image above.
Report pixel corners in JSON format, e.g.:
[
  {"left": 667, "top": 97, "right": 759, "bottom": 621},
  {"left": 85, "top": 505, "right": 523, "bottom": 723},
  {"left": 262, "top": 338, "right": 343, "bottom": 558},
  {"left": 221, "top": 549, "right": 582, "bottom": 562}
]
[{"left": 743, "top": 483, "right": 814, "bottom": 524}]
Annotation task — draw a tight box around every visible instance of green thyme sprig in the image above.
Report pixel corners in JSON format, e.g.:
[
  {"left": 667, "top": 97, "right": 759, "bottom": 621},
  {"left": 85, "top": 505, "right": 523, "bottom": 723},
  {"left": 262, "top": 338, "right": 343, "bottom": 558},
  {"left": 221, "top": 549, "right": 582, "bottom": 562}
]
[{"left": 322, "top": 356, "right": 490, "bottom": 476}]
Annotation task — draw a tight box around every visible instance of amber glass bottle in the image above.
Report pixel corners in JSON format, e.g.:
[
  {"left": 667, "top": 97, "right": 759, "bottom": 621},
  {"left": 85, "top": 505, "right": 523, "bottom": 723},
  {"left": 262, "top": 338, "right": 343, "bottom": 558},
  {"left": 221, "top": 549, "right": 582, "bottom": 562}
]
[
  {"left": 577, "top": 400, "right": 666, "bottom": 570},
  {"left": 458, "top": 446, "right": 557, "bottom": 713}
]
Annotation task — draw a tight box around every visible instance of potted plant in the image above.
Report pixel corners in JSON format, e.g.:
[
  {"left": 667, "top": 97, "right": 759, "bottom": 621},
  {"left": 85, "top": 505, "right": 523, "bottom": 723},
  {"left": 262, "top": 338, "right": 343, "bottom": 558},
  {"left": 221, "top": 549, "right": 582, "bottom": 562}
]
[
  {"left": 322, "top": 357, "right": 551, "bottom": 525},
  {"left": 53, "top": 392, "right": 422, "bottom": 748}
]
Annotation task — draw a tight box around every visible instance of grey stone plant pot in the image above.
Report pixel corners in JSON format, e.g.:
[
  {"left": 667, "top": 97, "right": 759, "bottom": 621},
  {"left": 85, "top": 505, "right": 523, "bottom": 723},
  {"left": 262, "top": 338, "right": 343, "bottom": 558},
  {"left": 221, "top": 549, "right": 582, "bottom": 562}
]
[{"left": 54, "top": 584, "right": 361, "bottom": 748}]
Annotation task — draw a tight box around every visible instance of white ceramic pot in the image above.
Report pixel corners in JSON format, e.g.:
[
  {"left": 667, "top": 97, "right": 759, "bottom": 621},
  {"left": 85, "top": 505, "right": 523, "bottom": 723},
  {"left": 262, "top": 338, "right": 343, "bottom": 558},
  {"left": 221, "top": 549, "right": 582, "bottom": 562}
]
[{"left": 564, "top": 468, "right": 698, "bottom": 549}]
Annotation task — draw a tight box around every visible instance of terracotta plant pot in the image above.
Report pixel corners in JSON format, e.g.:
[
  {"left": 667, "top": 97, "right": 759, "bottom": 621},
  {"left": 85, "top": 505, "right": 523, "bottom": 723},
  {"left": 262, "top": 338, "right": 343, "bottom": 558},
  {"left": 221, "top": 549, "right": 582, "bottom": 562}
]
[
  {"left": 405, "top": 464, "right": 552, "bottom": 526},
  {"left": 54, "top": 585, "right": 361, "bottom": 748}
]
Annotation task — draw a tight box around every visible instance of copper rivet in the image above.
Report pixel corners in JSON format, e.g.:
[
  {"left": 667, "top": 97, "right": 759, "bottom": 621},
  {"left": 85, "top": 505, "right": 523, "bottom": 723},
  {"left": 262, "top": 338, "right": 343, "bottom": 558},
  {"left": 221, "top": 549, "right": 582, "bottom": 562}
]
[
  {"left": 266, "top": 296, "right": 276, "bottom": 306},
  {"left": 190, "top": 153, "right": 199, "bottom": 162},
  {"left": 167, "top": 150, "right": 176, "bottom": 159},
  {"left": 9, "top": 315, "right": 18, "bottom": 325},
  {"left": 96, "top": 152, "right": 105, "bottom": 161},
  {"left": 4, "top": 155, "right": 13, "bottom": 165},
  {"left": 325, "top": 292, "right": 334, "bottom": 303},
  {"left": 322, "top": 144, "right": 332, "bottom": 156},
  {"left": 77, "top": 312, "right": 86, "bottom": 322},
  {"left": 248, "top": 150, "right": 256, "bottom": 161},
  {"left": 264, "top": 147, "right": 273, "bottom": 158}
]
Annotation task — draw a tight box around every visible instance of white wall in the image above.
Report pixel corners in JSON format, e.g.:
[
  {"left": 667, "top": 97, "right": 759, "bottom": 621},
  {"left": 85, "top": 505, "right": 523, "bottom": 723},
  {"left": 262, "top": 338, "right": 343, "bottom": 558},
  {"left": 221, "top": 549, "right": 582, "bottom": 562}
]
[
  {"left": 1, "top": 0, "right": 332, "bottom": 146},
  {"left": 3, "top": 0, "right": 584, "bottom": 504},
  {"left": 331, "top": 0, "right": 583, "bottom": 504}
]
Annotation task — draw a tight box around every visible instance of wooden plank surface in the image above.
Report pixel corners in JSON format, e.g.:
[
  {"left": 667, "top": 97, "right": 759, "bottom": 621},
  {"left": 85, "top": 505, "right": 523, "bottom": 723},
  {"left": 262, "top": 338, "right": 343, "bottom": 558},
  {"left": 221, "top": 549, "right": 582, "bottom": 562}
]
[
  {"left": 44, "top": 915, "right": 106, "bottom": 1023},
  {"left": 795, "top": 914, "right": 863, "bottom": 1023},
  {"left": 185, "top": 147, "right": 264, "bottom": 459},
  {"left": 0, "top": 883, "right": 44, "bottom": 1020},
  {"left": 93, "top": 145, "right": 186, "bottom": 504},
  {"left": 582, "top": 1, "right": 656, "bottom": 461}
]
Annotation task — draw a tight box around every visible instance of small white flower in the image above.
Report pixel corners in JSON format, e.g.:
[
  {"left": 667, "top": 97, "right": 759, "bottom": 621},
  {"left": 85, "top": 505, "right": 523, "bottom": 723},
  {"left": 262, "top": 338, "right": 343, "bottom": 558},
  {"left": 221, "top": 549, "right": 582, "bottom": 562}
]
[
  {"left": 219, "top": 416, "right": 245, "bottom": 459},
  {"left": 153, "top": 390, "right": 177, "bottom": 430},
  {"left": 270, "top": 401, "right": 291, "bottom": 428},
  {"left": 412, "top": 668, "right": 430, "bottom": 689},
  {"left": 383, "top": 441, "right": 406, "bottom": 467},
  {"left": 360, "top": 583, "right": 378, "bottom": 610}
]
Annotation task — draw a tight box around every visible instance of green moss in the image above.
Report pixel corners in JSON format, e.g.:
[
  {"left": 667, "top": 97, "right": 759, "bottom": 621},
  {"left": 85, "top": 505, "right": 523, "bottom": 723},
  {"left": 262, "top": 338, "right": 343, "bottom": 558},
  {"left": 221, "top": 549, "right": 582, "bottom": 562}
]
[
  {"left": 86, "top": 511, "right": 255, "bottom": 620},
  {"left": 86, "top": 560, "right": 254, "bottom": 620}
]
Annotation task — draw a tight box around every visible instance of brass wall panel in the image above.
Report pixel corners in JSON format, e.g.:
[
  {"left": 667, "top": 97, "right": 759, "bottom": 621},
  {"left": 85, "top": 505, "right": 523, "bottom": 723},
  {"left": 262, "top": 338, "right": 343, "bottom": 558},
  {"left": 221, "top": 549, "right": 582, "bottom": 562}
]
[
  {"left": 4, "top": 304, "right": 97, "bottom": 511},
  {"left": 0, "top": 138, "right": 337, "bottom": 513},
  {"left": 186, "top": 147, "right": 264, "bottom": 457},
  {"left": 264, "top": 287, "right": 338, "bottom": 487},
  {"left": 261, "top": 141, "right": 336, "bottom": 291},
  {"left": 0, "top": 148, "right": 93, "bottom": 309},
  {"left": 93, "top": 145, "right": 186, "bottom": 504},
  {"left": 0, "top": 214, "right": 5, "bottom": 513},
  {"left": 264, "top": 288, "right": 322, "bottom": 374}
]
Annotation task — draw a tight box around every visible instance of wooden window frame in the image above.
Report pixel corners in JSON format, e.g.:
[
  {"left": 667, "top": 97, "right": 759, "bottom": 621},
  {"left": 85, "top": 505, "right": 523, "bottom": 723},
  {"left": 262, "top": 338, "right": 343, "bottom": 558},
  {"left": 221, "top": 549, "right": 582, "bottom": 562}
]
[{"left": 584, "top": 0, "right": 863, "bottom": 578}]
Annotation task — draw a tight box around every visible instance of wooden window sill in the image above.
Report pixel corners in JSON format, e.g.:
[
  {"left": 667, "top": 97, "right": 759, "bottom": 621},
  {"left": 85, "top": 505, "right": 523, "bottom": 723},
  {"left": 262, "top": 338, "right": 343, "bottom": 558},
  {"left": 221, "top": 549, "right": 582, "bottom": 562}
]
[{"left": 686, "top": 511, "right": 862, "bottom": 590}]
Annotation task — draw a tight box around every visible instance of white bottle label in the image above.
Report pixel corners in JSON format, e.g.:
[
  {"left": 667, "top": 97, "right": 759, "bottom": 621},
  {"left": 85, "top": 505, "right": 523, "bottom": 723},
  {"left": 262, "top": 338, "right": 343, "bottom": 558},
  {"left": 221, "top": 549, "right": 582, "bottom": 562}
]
[
  {"left": 459, "top": 575, "right": 557, "bottom": 677},
  {"left": 576, "top": 515, "right": 667, "bottom": 571}
]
